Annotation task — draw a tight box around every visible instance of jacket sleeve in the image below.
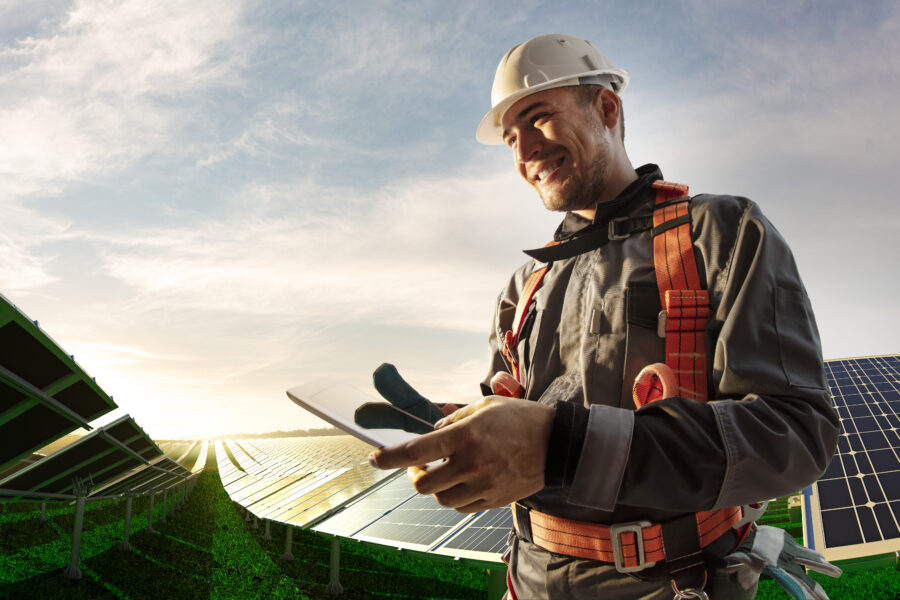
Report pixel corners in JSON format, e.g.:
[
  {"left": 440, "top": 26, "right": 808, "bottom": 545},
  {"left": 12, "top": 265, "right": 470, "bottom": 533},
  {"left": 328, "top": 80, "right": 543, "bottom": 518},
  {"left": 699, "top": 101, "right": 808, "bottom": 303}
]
[{"left": 567, "top": 199, "right": 840, "bottom": 512}]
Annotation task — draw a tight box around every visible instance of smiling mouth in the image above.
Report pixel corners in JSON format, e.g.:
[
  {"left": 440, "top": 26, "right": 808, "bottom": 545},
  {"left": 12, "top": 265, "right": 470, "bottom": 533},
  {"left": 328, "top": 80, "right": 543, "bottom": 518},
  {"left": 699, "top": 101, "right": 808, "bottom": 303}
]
[{"left": 536, "top": 158, "right": 564, "bottom": 183}]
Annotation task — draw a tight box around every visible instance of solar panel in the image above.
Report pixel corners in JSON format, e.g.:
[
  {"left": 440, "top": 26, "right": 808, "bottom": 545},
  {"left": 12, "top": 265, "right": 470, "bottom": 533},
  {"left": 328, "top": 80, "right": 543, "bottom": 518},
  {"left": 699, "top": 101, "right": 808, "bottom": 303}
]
[
  {"left": 192, "top": 440, "right": 209, "bottom": 473},
  {"left": 0, "top": 294, "right": 117, "bottom": 471},
  {"left": 215, "top": 436, "right": 398, "bottom": 529},
  {"left": 434, "top": 507, "right": 513, "bottom": 560},
  {"left": 91, "top": 456, "right": 191, "bottom": 498},
  {"left": 314, "top": 474, "right": 421, "bottom": 538},
  {"left": 0, "top": 415, "right": 162, "bottom": 502},
  {"left": 806, "top": 355, "right": 900, "bottom": 561},
  {"left": 313, "top": 473, "right": 477, "bottom": 552}
]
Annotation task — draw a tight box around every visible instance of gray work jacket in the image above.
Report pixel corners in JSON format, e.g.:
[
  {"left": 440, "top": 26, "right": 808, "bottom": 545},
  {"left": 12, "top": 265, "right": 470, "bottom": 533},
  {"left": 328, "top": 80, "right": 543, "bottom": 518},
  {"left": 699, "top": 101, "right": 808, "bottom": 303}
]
[{"left": 485, "top": 165, "right": 840, "bottom": 598}]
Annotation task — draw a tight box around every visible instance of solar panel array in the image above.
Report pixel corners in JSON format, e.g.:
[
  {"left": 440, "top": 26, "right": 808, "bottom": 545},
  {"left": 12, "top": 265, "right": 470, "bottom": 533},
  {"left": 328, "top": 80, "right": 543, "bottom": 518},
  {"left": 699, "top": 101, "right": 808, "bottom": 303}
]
[
  {"left": 215, "top": 436, "right": 398, "bottom": 528},
  {"left": 806, "top": 355, "right": 900, "bottom": 562},
  {"left": 313, "top": 471, "right": 510, "bottom": 562},
  {"left": 91, "top": 456, "right": 192, "bottom": 499},
  {"left": 0, "top": 293, "right": 117, "bottom": 472},
  {"left": 0, "top": 415, "right": 162, "bottom": 502}
]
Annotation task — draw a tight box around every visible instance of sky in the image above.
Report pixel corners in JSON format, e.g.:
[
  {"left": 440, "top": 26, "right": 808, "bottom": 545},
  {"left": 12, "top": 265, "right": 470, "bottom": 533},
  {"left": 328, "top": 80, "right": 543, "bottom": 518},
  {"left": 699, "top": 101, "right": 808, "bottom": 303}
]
[{"left": 1, "top": 0, "right": 898, "bottom": 439}]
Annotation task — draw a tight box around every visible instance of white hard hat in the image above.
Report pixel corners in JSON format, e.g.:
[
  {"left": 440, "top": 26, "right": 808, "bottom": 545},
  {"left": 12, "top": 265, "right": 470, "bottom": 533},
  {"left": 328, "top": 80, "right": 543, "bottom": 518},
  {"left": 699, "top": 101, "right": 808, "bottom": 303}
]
[{"left": 476, "top": 33, "right": 629, "bottom": 145}]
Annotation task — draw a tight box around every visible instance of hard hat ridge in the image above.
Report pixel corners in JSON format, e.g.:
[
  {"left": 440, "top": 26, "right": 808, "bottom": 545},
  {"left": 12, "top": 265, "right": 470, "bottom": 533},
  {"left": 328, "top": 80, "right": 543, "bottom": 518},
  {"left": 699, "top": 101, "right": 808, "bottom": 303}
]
[{"left": 476, "top": 33, "right": 629, "bottom": 145}]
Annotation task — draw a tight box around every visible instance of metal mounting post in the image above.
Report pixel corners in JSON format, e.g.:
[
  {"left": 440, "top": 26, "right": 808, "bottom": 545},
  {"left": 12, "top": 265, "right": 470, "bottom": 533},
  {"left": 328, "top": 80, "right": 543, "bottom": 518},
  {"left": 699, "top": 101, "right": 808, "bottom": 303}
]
[
  {"left": 159, "top": 489, "right": 168, "bottom": 523},
  {"left": 325, "top": 536, "right": 344, "bottom": 595},
  {"left": 487, "top": 568, "right": 508, "bottom": 600},
  {"left": 63, "top": 477, "right": 90, "bottom": 580},
  {"left": 263, "top": 520, "right": 272, "bottom": 540},
  {"left": 146, "top": 492, "right": 156, "bottom": 533},
  {"left": 121, "top": 493, "right": 134, "bottom": 551},
  {"left": 282, "top": 525, "right": 294, "bottom": 561},
  {"left": 40, "top": 501, "right": 47, "bottom": 522}
]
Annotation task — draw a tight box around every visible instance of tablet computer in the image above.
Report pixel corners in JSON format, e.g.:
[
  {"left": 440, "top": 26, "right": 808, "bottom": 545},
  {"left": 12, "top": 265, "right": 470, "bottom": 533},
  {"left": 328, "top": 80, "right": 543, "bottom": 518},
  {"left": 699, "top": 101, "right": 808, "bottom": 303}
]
[{"left": 286, "top": 378, "right": 434, "bottom": 448}]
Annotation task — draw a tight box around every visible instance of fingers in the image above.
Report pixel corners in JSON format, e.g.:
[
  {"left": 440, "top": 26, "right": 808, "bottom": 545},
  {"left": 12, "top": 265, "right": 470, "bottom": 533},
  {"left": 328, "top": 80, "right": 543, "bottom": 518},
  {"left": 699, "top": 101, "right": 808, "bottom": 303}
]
[
  {"left": 434, "top": 399, "right": 483, "bottom": 428},
  {"left": 368, "top": 426, "right": 457, "bottom": 469},
  {"left": 406, "top": 464, "right": 488, "bottom": 513},
  {"left": 438, "top": 403, "right": 460, "bottom": 417}
]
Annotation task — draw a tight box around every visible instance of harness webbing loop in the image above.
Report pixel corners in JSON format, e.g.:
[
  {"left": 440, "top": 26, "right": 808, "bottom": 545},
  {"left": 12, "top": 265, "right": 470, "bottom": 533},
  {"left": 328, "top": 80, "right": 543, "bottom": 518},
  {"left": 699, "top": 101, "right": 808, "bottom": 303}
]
[{"left": 502, "top": 243, "right": 557, "bottom": 385}]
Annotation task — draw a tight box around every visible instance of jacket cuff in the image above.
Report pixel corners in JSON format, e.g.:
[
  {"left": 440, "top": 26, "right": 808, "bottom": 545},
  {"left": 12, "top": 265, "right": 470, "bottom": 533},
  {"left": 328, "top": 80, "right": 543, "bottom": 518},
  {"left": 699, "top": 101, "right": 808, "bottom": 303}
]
[
  {"left": 544, "top": 402, "right": 590, "bottom": 488},
  {"left": 568, "top": 405, "right": 634, "bottom": 511}
]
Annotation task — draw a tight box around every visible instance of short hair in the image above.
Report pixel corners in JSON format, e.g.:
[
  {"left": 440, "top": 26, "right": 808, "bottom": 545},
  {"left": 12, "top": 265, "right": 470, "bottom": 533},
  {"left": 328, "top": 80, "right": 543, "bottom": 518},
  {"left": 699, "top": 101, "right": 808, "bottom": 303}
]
[{"left": 572, "top": 84, "right": 625, "bottom": 141}]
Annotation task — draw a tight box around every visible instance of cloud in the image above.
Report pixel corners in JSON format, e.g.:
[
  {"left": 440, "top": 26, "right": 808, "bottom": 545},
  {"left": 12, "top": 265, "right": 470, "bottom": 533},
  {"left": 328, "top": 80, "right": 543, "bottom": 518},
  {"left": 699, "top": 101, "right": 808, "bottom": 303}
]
[
  {"left": 69, "top": 161, "right": 555, "bottom": 335},
  {"left": 0, "top": 0, "right": 246, "bottom": 202}
]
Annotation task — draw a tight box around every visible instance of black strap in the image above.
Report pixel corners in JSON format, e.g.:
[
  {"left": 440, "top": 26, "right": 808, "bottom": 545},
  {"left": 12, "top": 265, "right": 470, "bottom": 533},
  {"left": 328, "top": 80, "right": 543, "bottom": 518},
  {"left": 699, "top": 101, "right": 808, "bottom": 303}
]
[
  {"left": 654, "top": 197, "right": 691, "bottom": 210},
  {"left": 661, "top": 513, "right": 705, "bottom": 576},
  {"left": 523, "top": 216, "right": 653, "bottom": 262},
  {"left": 651, "top": 214, "right": 691, "bottom": 237},
  {"left": 513, "top": 503, "right": 533, "bottom": 543}
]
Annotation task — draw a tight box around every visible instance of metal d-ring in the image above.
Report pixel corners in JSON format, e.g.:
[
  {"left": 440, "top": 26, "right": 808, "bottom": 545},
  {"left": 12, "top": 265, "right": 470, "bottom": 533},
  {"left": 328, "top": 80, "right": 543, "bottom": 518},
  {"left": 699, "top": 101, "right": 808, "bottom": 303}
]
[{"left": 671, "top": 574, "right": 710, "bottom": 600}]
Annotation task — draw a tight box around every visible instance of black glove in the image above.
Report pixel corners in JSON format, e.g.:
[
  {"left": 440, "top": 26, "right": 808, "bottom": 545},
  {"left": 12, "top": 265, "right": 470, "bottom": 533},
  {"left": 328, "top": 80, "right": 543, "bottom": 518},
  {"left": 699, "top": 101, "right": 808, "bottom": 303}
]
[
  {"left": 352, "top": 364, "right": 443, "bottom": 435},
  {"left": 372, "top": 363, "right": 444, "bottom": 425}
]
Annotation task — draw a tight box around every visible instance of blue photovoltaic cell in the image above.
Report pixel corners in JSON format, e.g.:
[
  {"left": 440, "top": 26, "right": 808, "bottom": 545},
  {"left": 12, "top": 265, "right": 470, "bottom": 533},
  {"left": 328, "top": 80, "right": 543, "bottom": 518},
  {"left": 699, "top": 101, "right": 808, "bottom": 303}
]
[
  {"left": 353, "top": 491, "right": 470, "bottom": 547},
  {"left": 439, "top": 507, "right": 513, "bottom": 554},
  {"left": 815, "top": 356, "right": 900, "bottom": 553}
]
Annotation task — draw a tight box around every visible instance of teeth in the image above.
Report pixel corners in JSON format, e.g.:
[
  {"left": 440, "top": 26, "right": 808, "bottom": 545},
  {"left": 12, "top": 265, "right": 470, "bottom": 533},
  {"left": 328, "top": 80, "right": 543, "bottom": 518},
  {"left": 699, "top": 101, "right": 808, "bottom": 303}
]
[{"left": 536, "top": 160, "right": 561, "bottom": 182}]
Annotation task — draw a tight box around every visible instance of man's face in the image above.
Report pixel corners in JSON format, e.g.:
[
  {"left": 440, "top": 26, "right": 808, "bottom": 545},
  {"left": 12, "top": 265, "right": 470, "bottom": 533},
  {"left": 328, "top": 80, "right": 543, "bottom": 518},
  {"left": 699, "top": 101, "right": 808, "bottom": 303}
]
[{"left": 500, "top": 87, "right": 611, "bottom": 213}]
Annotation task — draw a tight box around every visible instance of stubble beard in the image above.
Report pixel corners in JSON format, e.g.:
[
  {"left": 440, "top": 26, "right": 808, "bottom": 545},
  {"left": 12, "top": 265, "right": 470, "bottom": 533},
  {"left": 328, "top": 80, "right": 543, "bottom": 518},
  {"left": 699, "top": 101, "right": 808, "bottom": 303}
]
[
  {"left": 537, "top": 126, "right": 610, "bottom": 214},
  {"left": 538, "top": 165, "right": 608, "bottom": 213}
]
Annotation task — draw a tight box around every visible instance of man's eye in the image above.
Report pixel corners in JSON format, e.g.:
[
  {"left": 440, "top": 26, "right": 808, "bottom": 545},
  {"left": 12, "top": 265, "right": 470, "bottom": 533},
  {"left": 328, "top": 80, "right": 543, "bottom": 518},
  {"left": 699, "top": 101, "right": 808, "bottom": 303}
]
[{"left": 532, "top": 113, "right": 550, "bottom": 125}]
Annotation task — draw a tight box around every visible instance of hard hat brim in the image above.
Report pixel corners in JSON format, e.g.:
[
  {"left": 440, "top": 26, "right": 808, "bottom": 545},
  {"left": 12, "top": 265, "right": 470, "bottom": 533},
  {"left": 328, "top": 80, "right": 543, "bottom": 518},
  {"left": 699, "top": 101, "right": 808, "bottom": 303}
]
[{"left": 475, "top": 68, "right": 628, "bottom": 146}]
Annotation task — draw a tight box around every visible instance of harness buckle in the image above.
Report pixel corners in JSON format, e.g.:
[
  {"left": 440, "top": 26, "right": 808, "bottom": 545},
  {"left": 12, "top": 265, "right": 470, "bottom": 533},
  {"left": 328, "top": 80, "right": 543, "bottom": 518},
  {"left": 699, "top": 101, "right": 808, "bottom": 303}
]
[
  {"left": 610, "top": 521, "right": 655, "bottom": 573},
  {"left": 608, "top": 218, "right": 632, "bottom": 241}
]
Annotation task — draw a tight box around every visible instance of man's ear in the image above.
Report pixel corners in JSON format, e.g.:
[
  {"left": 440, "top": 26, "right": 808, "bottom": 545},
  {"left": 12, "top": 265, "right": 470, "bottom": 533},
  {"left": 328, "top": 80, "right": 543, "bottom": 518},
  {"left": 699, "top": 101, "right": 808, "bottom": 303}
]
[{"left": 595, "top": 88, "right": 621, "bottom": 131}]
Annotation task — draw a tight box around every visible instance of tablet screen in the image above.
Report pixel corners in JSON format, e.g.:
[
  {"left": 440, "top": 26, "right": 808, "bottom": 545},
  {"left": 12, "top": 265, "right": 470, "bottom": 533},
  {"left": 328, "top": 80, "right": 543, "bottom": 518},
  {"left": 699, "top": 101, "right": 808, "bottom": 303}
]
[{"left": 286, "top": 378, "right": 435, "bottom": 448}]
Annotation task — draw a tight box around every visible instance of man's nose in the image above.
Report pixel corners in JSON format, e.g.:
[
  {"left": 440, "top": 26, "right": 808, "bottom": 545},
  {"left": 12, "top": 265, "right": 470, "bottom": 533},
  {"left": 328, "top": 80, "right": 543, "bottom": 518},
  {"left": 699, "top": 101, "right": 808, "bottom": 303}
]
[{"left": 514, "top": 129, "right": 542, "bottom": 163}]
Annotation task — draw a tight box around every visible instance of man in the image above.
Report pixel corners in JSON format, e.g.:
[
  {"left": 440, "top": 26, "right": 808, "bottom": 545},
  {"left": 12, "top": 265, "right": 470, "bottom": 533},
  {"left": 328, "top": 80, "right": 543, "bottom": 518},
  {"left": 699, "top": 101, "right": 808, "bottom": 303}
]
[{"left": 370, "top": 33, "right": 839, "bottom": 599}]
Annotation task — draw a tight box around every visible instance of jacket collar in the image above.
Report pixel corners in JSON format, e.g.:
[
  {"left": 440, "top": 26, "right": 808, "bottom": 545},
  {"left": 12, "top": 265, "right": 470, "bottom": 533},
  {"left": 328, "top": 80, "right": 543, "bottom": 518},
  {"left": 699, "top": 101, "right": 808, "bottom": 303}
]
[{"left": 553, "top": 164, "right": 663, "bottom": 242}]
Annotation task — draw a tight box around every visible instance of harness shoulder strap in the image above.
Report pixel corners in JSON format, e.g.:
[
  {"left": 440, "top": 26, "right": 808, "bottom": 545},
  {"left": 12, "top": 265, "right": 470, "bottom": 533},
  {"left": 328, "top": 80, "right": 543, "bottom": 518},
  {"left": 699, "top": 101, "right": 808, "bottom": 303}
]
[
  {"left": 502, "top": 242, "right": 558, "bottom": 385},
  {"left": 649, "top": 180, "right": 710, "bottom": 402}
]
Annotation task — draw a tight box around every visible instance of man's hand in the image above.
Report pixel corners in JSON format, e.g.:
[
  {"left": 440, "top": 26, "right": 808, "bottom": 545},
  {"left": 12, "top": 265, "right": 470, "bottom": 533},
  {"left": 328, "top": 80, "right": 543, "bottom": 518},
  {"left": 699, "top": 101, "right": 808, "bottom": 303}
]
[{"left": 368, "top": 396, "right": 554, "bottom": 513}]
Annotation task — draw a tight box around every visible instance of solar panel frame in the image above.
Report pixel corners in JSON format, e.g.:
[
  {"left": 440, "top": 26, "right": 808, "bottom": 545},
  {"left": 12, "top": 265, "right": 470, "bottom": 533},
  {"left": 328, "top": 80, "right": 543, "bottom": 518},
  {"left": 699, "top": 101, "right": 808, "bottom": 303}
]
[
  {"left": 806, "top": 355, "right": 900, "bottom": 562},
  {"left": 0, "top": 294, "right": 117, "bottom": 471},
  {"left": 432, "top": 507, "right": 513, "bottom": 562},
  {"left": 0, "top": 415, "right": 162, "bottom": 501},
  {"left": 91, "top": 456, "right": 191, "bottom": 498}
]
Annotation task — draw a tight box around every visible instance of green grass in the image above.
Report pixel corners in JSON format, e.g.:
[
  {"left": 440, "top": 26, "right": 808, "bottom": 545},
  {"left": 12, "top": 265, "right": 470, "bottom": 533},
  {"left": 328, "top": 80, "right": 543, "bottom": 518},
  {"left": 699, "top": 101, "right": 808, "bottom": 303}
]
[
  {"left": 3, "top": 459, "right": 898, "bottom": 599},
  {"left": 0, "top": 461, "right": 487, "bottom": 599}
]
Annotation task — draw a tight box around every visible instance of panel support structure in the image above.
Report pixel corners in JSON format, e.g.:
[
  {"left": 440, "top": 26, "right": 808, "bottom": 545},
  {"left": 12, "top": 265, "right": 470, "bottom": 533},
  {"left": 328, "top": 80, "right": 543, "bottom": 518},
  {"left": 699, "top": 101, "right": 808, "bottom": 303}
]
[
  {"left": 63, "top": 492, "right": 87, "bottom": 580},
  {"left": 160, "top": 489, "right": 169, "bottom": 523},
  {"left": 263, "top": 519, "right": 272, "bottom": 540},
  {"left": 121, "top": 493, "right": 134, "bottom": 551},
  {"left": 325, "top": 536, "right": 344, "bottom": 595},
  {"left": 146, "top": 492, "right": 156, "bottom": 533},
  {"left": 282, "top": 525, "right": 294, "bottom": 560},
  {"left": 487, "top": 568, "right": 507, "bottom": 600}
]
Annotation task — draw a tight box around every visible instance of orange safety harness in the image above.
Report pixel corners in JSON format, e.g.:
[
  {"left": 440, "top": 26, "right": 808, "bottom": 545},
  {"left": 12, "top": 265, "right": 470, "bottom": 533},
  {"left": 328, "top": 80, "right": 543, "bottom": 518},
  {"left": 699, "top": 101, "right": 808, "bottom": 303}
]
[{"left": 502, "top": 180, "right": 743, "bottom": 577}]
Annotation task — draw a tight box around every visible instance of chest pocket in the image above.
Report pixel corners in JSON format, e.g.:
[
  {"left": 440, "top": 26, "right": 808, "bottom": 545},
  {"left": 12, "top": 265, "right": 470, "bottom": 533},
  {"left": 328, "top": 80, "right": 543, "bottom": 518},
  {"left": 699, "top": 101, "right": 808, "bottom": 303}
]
[{"left": 621, "top": 281, "right": 665, "bottom": 407}]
